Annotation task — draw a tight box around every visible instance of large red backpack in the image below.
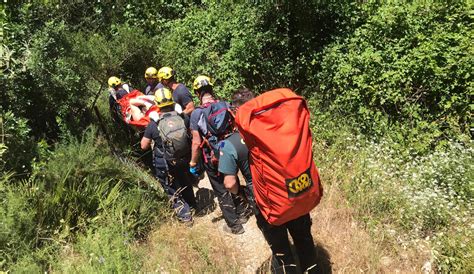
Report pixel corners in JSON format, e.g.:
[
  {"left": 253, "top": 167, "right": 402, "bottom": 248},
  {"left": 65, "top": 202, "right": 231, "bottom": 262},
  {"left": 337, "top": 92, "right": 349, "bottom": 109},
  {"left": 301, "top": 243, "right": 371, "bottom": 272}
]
[{"left": 235, "top": 88, "right": 322, "bottom": 225}]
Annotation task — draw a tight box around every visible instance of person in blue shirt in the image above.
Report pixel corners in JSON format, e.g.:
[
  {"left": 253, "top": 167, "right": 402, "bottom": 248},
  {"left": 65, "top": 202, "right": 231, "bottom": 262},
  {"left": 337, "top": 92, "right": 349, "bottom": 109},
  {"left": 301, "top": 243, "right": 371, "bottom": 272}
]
[
  {"left": 217, "top": 89, "right": 256, "bottom": 213},
  {"left": 189, "top": 76, "right": 249, "bottom": 234},
  {"left": 157, "top": 66, "right": 195, "bottom": 115}
]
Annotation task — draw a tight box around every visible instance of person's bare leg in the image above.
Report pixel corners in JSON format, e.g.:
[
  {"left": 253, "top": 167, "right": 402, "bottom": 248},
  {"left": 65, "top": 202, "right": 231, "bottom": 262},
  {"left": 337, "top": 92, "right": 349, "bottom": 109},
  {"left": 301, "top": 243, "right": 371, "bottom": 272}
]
[
  {"left": 129, "top": 98, "right": 145, "bottom": 107},
  {"left": 129, "top": 105, "right": 144, "bottom": 121},
  {"left": 130, "top": 97, "right": 153, "bottom": 111}
]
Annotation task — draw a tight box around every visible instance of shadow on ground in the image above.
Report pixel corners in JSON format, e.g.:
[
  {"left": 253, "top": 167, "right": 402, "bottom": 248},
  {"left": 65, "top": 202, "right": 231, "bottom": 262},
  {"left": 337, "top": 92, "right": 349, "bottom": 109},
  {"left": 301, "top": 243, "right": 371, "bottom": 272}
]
[
  {"left": 256, "top": 241, "right": 332, "bottom": 274},
  {"left": 194, "top": 187, "right": 217, "bottom": 216}
]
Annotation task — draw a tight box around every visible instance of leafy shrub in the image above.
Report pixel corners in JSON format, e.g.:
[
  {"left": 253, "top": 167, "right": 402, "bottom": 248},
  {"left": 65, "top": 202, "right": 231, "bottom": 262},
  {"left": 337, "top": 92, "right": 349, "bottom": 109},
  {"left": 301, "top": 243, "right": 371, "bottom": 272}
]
[
  {"left": 433, "top": 228, "right": 474, "bottom": 273},
  {"left": 3, "top": 19, "right": 92, "bottom": 140},
  {"left": 1, "top": 111, "right": 37, "bottom": 175},
  {"left": 66, "top": 24, "right": 156, "bottom": 89},
  {"left": 32, "top": 127, "right": 164, "bottom": 238},
  {"left": 158, "top": 2, "right": 364, "bottom": 98},
  {"left": 1, "top": 127, "right": 166, "bottom": 271},
  {"left": 56, "top": 222, "right": 141, "bottom": 273},
  {"left": 157, "top": 3, "right": 263, "bottom": 98},
  {"left": 316, "top": 2, "right": 472, "bottom": 143}
]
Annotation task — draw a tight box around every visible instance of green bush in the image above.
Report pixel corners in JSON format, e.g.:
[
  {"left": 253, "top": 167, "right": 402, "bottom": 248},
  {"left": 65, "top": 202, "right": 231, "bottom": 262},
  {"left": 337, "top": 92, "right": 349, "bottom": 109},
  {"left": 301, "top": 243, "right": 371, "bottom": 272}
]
[
  {"left": 1, "top": 112, "right": 37, "bottom": 175},
  {"left": 433, "top": 229, "right": 474, "bottom": 273},
  {"left": 55, "top": 222, "right": 142, "bottom": 273},
  {"left": 316, "top": 2, "right": 472, "bottom": 143},
  {"left": 32, "top": 127, "right": 164, "bottom": 238},
  {"left": 157, "top": 3, "right": 263, "bottom": 97},
  {"left": 158, "top": 2, "right": 364, "bottom": 98},
  {"left": 66, "top": 24, "right": 156, "bottom": 89},
  {"left": 3, "top": 19, "right": 92, "bottom": 140},
  {"left": 1, "top": 127, "right": 166, "bottom": 271},
  {"left": 0, "top": 174, "right": 37, "bottom": 269}
]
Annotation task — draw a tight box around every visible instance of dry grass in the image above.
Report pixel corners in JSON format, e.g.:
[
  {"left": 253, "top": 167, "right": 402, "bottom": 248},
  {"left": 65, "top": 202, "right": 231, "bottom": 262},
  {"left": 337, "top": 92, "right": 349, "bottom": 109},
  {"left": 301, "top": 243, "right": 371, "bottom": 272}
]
[
  {"left": 142, "top": 220, "right": 239, "bottom": 273},
  {"left": 55, "top": 244, "right": 89, "bottom": 272},
  {"left": 140, "top": 169, "right": 432, "bottom": 273},
  {"left": 311, "top": 181, "right": 432, "bottom": 273},
  {"left": 56, "top": 182, "right": 432, "bottom": 273}
]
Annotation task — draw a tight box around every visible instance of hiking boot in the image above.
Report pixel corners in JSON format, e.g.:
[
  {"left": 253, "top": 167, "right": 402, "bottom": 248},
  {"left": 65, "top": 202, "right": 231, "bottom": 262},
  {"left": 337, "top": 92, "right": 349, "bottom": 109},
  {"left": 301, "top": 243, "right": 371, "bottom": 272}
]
[
  {"left": 178, "top": 217, "right": 193, "bottom": 227},
  {"left": 222, "top": 223, "right": 245, "bottom": 235},
  {"left": 235, "top": 215, "right": 249, "bottom": 225},
  {"left": 235, "top": 207, "right": 253, "bottom": 225}
]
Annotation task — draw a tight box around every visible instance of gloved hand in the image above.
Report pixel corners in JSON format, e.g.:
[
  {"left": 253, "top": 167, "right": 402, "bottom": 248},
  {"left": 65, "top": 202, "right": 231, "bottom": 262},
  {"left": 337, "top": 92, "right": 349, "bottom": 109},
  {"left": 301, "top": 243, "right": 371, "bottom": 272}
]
[{"left": 189, "top": 166, "right": 199, "bottom": 177}]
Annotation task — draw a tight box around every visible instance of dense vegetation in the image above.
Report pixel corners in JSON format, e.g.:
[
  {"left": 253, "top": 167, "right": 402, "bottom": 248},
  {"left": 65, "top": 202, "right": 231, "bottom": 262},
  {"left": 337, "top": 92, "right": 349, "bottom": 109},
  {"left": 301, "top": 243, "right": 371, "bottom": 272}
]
[{"left": 1, "top": 1, "right": 472, "bottom": 272}]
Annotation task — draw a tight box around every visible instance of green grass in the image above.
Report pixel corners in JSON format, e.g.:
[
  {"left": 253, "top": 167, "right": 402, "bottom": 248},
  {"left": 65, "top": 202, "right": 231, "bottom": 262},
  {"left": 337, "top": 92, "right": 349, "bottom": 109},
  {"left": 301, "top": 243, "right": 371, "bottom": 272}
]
[{"left": 1, "top": 127, "right": 166, "bottom": 272}]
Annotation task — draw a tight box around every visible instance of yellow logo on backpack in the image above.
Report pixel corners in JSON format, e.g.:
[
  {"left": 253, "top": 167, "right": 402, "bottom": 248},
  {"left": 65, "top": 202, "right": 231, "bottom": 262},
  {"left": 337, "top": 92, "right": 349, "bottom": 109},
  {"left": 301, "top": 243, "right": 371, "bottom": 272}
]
[{"left": 285, "top": 167, "right": 313, "bottom": 198}]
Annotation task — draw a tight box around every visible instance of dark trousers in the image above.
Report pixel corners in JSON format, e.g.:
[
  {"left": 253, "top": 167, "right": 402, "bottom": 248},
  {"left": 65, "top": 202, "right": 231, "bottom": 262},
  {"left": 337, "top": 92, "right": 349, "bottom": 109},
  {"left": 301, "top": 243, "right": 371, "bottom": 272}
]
[
  {"left": 256, "top": 212, "right": 317, "bottom": 273},
  {"left": 204, "top": 160, "right": 246, "bottom": 228},
  {"left": 154, "top": 157, "right": 197, "bottom": 221}
]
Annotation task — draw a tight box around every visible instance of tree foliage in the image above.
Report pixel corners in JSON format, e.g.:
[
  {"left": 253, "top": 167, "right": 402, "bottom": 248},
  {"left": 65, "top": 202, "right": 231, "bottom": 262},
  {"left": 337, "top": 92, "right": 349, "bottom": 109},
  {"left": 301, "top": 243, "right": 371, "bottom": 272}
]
[{"left": 316, "top": 2, "right": 472, "bottom": 143}]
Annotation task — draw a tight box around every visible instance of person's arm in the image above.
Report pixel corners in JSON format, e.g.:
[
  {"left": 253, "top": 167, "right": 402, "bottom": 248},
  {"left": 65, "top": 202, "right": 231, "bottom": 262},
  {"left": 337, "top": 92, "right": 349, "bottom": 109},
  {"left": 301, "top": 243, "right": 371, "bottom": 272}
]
[
  {"left": 190, "top": 130, "right": 202, "bottom": 166},
  {"left": 141, "top": 123, "right": 154, "bottom": 150},
  {"left": 175, "top": 85, "right": 195, "bottom": 115},
  {"left": 108, "top": 95, "right": 115, "bottom": 111},
  {"left": 182, "top": 101, "right": 195, "bottom": 115},
  {"left": 224, "top": 174, "right": 239, "bottom": 194},
  {"left": 218, "top": 140, "right": 240, "bottom": 194},
  {"left": 138, "top": 95, "right": 156, "bottom": 102},
  {"left": 141, "top": 136, "right": 152, "bottom": 150}
]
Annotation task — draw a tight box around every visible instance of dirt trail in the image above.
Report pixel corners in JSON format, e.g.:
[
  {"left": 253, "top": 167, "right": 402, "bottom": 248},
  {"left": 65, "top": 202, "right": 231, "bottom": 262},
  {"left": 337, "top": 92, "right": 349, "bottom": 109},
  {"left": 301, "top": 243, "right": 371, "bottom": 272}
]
[
  {"left": 192, "top": 175, "right": 271, "bottom": 272},
  {"left": 189, "top": 173, "right": 431, "bottom": 273}
]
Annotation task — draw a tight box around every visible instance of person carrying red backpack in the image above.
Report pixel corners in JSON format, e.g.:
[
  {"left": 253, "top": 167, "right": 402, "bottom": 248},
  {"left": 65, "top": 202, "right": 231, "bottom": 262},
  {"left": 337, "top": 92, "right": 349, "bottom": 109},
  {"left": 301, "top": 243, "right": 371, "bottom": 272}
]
[
  {"left": 189, "top": 76, "right": 250, "bottom": 234},
  {"left": 234, "top": 88, "right": 323, "bottom": 273}
]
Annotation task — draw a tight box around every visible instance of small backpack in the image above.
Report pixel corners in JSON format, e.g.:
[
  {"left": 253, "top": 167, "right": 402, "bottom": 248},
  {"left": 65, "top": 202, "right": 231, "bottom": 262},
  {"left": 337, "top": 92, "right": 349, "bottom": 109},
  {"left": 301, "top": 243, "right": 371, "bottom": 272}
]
[
  {"left": 156, "top": 111, "right": 190, "bottom": 161},
  {"left": 199, "top": 100, "right": 234, "bottom": 164},
  {"left": 235, "top": 88, "right": 323, "bottom": 225},
  {"left": 201, "top": 100, "right": 234, "bottom": 137}
]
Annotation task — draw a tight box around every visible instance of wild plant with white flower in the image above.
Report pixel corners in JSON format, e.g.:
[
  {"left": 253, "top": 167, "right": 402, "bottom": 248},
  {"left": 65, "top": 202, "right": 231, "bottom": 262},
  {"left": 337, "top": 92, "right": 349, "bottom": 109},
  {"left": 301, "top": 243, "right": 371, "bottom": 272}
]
[{"left": 313, "top": 125, "right": 473, "bottom": 272}]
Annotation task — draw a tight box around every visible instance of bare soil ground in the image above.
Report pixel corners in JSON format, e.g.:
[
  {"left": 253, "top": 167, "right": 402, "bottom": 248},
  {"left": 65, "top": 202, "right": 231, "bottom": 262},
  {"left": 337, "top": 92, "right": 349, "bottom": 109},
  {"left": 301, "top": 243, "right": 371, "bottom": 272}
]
[{"left": 191, "top": 175, "right": 272, "bottom": 272}]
